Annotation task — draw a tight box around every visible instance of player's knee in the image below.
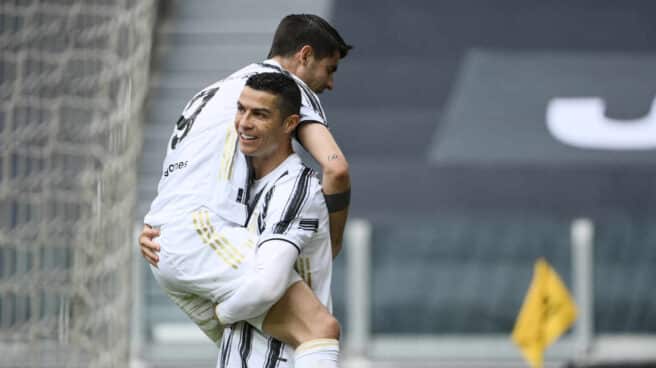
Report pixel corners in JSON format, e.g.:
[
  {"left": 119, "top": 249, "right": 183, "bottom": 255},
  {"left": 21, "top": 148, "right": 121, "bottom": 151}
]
[{"left": 313, "top": 313, "right": 340, "bottom": 340}]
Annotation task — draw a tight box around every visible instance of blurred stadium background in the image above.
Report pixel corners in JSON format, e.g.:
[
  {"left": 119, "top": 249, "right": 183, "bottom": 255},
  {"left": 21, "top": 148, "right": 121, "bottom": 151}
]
[{"left": 1, "top": 0, "right": 655, "bottom": 367}]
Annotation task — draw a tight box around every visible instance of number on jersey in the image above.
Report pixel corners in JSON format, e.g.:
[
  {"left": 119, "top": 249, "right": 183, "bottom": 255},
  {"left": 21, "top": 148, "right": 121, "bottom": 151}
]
[{"left": 170, "top": 87, "right": 219, "bottom": 149}]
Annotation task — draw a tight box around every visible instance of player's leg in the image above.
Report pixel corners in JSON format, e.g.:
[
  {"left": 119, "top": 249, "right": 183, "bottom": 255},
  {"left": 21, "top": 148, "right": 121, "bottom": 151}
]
[
  {"left": 211, "top": 223, "right": 341, "bottom": 366},
  {"left": 261, "top": 280, "right": 340, "bottom": 368},
  {"left": 261, "top": 280, "right": 339, "bottom": 346},
  {"left": 166, "top": 290, "right": 223, "bottom": 346},
  {"left": 150, "top": 265, "right": 223, "bottom": 346},
  {"left": 147, "top": 208, "right": 241, "bottom": 346},
  {"left": 151, "top": 208, "right": 341, "bottom": 365}
]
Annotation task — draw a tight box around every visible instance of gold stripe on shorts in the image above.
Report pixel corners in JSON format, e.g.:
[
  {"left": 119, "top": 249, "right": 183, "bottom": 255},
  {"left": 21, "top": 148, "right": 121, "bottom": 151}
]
[
  {"left": 192, "top": 210, "right": 244, "bottom": 269},
  {"left": 192, "top": 211, "right": 235, "bottom": 268},
  {"left": 200, "top": 210, "right": 245, "bottom": 264}
]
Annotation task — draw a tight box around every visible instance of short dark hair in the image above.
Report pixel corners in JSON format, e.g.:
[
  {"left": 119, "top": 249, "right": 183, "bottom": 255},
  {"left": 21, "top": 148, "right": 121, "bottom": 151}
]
[
  {"left": 268, "top": 14, "right": 353, "bottom": 60},
  {"left": 245, "top": 72, "right": 301, "bottom": 120}
]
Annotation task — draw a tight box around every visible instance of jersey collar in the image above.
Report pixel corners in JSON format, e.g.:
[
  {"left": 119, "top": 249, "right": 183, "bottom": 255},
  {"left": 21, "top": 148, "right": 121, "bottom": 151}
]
[{"left": 262, "top": 59, "right": 313, "bottom": 93}]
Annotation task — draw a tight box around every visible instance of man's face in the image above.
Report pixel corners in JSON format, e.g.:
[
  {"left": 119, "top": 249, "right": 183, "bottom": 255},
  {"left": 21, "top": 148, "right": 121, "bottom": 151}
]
[
  {"left": 235, "top": 86, "right": 288, "bottom": 158},
  {"left": 298, "top": 50, "right": 340, "bottom": 94}
]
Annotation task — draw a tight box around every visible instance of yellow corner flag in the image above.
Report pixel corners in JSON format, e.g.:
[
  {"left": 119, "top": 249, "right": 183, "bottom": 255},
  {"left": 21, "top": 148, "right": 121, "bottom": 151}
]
[{"left": 511, "top": 258, "right": 577, "bottom": 368}]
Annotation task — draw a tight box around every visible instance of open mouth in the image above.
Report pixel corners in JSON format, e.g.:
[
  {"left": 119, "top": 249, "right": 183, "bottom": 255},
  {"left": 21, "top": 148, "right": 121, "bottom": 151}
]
[{"left": 239, "top": 133, "right": 257, "bottom": 141}]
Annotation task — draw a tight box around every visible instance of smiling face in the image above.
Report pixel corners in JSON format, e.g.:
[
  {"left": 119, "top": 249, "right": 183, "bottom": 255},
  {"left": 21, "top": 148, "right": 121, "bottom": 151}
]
[
  {"left": 296, "top": 49, "right": 340, "bottom": 94},
  {"left": 235, "top": 86, "right": 299, "bottom": 177}
]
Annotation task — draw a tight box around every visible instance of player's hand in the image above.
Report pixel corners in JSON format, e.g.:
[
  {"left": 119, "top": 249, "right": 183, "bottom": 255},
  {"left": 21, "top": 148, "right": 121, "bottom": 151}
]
[{"left": 139, "top": 224, "right": 161, "bottom": 267}]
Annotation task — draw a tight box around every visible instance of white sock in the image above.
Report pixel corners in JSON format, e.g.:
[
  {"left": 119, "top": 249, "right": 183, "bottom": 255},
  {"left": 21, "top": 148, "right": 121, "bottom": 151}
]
[{"left": 294, "top": 338, "right": 340, "bottom": 368}]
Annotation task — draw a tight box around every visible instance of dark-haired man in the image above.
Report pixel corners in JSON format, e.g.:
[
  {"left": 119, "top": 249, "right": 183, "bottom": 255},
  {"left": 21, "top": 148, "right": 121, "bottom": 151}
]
[
  {"left": 140, "top": 14, "right": 352, "bottom": 367},
  {"left": 213, "top": 72, "right": 338, "bottom": 367}
]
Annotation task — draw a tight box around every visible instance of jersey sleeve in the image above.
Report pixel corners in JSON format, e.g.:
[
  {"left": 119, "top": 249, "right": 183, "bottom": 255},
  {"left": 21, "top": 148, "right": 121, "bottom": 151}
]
[
  {"left": 257, "top": 167, "right": 325, "bottom": 253},
  {"left": 298, "top": 84, "right": 328, "bottom": 126}
]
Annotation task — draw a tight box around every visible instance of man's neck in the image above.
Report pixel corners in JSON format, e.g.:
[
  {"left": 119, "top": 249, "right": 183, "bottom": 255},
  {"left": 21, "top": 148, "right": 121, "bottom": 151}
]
[
  {"left": 272, "top": 56, "right": 300, "bottom": 76},
  {"left": 251, "top": 147, "right": 293, "bottom": 180}
]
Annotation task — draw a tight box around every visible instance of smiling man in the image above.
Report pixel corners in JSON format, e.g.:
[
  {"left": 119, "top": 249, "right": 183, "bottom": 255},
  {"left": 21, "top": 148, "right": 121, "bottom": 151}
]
[{"left": 213, "top": 72, "right": 338, "bottom": 368}]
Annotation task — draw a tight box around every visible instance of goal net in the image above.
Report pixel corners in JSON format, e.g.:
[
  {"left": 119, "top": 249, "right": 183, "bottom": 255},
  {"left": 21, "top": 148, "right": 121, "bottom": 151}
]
[{"left": 0, "top": 1, "right": 156, "bottom": 366}]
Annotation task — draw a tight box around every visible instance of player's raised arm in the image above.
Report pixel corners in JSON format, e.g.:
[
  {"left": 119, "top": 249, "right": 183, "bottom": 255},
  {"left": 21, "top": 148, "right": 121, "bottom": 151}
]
[{"left": 297, "top": 122, "right": 350, "bottom": 258}]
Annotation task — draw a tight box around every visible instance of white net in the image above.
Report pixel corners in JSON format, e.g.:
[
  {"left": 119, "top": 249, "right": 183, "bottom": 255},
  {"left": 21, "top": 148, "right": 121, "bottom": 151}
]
[{"left": 0, "top": 0, "right": 156, "bottom": 366}]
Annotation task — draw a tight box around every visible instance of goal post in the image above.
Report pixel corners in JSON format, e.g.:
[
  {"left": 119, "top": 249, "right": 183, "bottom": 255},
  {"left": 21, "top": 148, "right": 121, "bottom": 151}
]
[{"left": 0, "top": 1, "right": 157, "bottom": 366}]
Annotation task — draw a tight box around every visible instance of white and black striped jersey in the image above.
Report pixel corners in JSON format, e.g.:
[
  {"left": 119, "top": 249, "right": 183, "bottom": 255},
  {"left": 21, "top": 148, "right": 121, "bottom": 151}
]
[
  {"left": 217, "top": 323, "right": 291, "bottom": 368},
  {"left": 144, "top": 60, "right": 327, "bottom": 228},
  {"left": 217, "top": 153, "right": 333, "bottom": 368}
]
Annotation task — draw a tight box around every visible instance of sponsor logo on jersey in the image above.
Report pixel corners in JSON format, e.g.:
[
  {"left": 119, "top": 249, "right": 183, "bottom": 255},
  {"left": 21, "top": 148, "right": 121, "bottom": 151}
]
[{"left": 163, "top": 160, "right": 188, "bottom": 177}]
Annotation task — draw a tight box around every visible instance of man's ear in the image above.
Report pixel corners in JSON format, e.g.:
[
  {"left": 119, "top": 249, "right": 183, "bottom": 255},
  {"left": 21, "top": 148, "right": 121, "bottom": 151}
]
[
  {"left": 283, "top": 114, "right": 301, "bottom": 134},
  {"left": 297, "top": 45, "right": 314, "bottom": 65}
]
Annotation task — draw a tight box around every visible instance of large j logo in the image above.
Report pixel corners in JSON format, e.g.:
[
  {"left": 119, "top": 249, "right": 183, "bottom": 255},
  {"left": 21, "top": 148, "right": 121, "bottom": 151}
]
[{"left": 546, "top": 97, "right": 656, "bottom": 150}]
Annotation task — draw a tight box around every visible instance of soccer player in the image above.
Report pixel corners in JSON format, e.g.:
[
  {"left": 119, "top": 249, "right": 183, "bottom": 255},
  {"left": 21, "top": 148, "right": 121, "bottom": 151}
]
[
  {"left": 139, "top": 15, "right": 351, "bottom": 367},
  {"left": 215, "top": 72, "right": 337, "bottom": 367}
]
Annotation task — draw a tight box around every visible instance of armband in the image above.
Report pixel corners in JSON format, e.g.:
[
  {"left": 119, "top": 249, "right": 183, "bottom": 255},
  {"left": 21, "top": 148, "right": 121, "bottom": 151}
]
[{"left": 324, "top": 189, "right": 350, "bottom": 213}]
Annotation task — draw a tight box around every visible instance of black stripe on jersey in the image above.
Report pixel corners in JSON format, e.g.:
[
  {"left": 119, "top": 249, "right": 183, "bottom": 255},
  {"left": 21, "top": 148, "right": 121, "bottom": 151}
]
[
  {"left": 258, "top": 62, "right": 286, "bottom": 74},
  {"left": 299, "top": 218, "right": 319, "bottom": 232},
  {"left": 220, "top": 326, "right": 235, "bottom": 368},
  {"left": 257, "top": 62, "right": 281, "bottom": 72},
  {"left": 247, "top": 187, "right": 266, "bottom": 220},
  {"left": 296, "top": 81, "right": 326, "bottom": 121},
  {"left": 263, "top": 337, "right": 272, "bottom": 368},
  {"left": 263, "top": 186, "right": 275, "bottom": 218},
  {"left": 239, "top": 323, "right": 253, "bottom": 368},
  {"left": 257, "top": 237, "right": 300, "bottom": 254},
  {"left": 264, "top": 338, "right": 284, "bottom": 368},
  {"left": 257, "top": 183, "right": 278, "bottom": 234},
  {"left": 274, "top": 167, "right": 313, "bottom": 234},
  {"left": 252, "top": 170, "right": 289, "bottom": 233},
  {"left": 219, "top": 344, "right": 226, "bottom": 368},
  {"left": 258, "top": 185, "right": 275, "bottom": 232},
  {"left": 257, "top": 213, "right": 265, "bottom": 234}
]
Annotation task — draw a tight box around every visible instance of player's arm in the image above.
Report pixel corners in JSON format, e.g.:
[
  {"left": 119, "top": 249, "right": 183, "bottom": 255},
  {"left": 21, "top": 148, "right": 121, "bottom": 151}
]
[
  {"left": 216, "top": 239, "right": 299, "bottom": 326},
  {"left": 216, "top": 177, "right": 323, "bottom": 325},
  {"left": 296, "top": 122, "right": 350, "bottom": 258},
  {"left": 139, "top": 224, "right": 160, "bottom": 267}
]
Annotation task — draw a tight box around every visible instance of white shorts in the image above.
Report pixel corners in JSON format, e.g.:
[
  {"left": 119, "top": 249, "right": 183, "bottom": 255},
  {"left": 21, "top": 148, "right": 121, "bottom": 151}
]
[
  {"left": 154, "top": 207, "right": 257, "bottom": 300},
  {"left": 150, "top": 207, "right": 267, "bottom": 336}
]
